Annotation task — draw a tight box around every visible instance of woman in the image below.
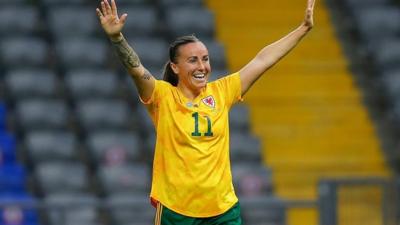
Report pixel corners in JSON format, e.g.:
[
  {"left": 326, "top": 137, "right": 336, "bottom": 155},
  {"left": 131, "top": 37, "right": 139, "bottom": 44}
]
[{"left": 96, "top": 0, "right": 315, "bottom": 224}]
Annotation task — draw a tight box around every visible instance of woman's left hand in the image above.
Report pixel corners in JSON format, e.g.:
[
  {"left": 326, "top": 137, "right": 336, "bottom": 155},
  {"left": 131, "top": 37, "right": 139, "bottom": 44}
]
[{"left": 303, "top": 0, "right": 315, "bottom": 30}]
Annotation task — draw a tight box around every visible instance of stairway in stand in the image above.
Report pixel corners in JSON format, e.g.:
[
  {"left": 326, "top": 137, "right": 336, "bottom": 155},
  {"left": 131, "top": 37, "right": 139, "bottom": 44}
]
[{"left": 206, "top": 1, "right": 392, "bottom": 225}]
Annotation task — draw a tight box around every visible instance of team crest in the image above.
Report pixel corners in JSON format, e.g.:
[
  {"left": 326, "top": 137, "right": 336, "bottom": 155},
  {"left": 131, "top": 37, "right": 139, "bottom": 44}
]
[{"left": 202, "top": 96, "right": 216, "bottom": 108}]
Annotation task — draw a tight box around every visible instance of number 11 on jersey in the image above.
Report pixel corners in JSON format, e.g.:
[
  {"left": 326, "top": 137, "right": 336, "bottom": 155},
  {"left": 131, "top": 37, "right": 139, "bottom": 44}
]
[{"left": 191, "top": 112, "right": 213, "bottom": 137}]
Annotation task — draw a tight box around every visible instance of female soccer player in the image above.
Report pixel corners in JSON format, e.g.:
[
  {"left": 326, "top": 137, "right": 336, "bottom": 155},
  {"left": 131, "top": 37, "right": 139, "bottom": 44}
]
[{"left": 96, "top": 0, "right": 315, "bottom": 224}]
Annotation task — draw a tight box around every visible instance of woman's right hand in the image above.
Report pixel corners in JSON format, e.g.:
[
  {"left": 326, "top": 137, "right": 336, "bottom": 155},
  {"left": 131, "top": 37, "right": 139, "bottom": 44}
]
[{"left": 96, "top": 0, "right": 127, "bottom": 40}]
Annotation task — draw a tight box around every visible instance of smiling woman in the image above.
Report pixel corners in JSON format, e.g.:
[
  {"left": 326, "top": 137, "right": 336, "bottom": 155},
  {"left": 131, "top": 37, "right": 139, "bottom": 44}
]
[{"left": 96, "top": 0, "right": 315, "bottom": 224}]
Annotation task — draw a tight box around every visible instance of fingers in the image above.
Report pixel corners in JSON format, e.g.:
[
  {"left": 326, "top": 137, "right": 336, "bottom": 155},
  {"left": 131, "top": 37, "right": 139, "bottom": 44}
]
[
  {"left": 120, "top": 13, "right": 128, "bottom": 24},
  {"left": 111, "top": 0, "right": 118, "bottom": 16},
  {"left": 96, "top": 8, "right": 103, "bottom": 18}
]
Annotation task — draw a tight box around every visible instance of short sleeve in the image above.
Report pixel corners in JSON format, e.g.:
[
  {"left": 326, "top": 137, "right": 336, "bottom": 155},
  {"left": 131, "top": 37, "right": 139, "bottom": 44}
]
[{"left": 215, "top": 72, "right": 243, "bottom": 108}]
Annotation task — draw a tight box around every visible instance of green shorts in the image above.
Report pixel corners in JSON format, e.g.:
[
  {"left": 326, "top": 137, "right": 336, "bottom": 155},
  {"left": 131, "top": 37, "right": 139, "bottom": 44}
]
[{"left": 154, "top": 202, "right": 242, "bottom": 225}]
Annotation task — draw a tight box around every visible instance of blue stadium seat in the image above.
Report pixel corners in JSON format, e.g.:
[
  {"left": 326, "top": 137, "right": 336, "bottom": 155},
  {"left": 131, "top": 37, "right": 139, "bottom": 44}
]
[
  {"left": 0, "top": 193, "right": 39, "bottom": 225},
  {"left": 0, "top": 132, "right": 17, "bottom": 165},
  {"left": 0, "top": 164, "right": 26, "bottom": 193}
]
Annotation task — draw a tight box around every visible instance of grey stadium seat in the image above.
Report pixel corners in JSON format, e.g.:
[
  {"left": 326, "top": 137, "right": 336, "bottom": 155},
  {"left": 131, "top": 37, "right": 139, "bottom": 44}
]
[
  {"left": 65, "top": 69, "right": 120, "bottom": 99},
  {"left": 164, "top": 7, "right": 215, "bottom": 39},
  {"left": 372, "top": 38, "right": 400, "bottom": 73},
  {"left": 4, "top": 69, "right": 59, "bottom": 100},
  {"left": 106, "top": 194, "right": 154, "bottom": 225},
  {"left": 240, "top": 196, "right": 286, "bottom": 225},
  {"left": 381, "top": 69, "right": 400, "bottom": 104},
  {"left": 44, "top": 192, "right": 100, "bottom": 225},
  {"left": 48, "top": 6, "right": 100, "bottom": 39},
  {"left": 121, "top": 6, "right": 160, "bottom": 37},
  {"left": 35, "top": 161, "right": 90, "bottom": 194},
  {"left": 127, "top": 37, "right": 168, "bottom": 70},
  {"left": 15, "top": 99, "right": 70, "bottom": 131},
  {"left": 24, "top": 130, "right": 78, "bottom": 163},
  {"left": 86, "top": 131, "right": 142, "bottom": 165},
  {"left": 0, "top": 6, "right": 40, "bottom": 36},
  {"left": 232, "top": 163, "right": 273, "bottom": 197},
  {"left": 55, "top": 37, "right": 109, "bottom": 69},
  {"left": 229, "top": 103, "right": 251, "bottom": 132},
  {"left": 158, "top": 0, "right": 203, "bottom": 7},
  {"left": 40, "top": 0, "right": 86, "bottom": 7},
  {"left": 229, "top": 132, "right": 261, "bottom": 163},
  {"left": 97, "top": 163, "right": 151, "bottom": 194},
  {"left": 202, "top": 39, "right": 228, "bottom": 71},
  {"left": 75, "top": 99, "right": 133, "bottom": 131},
  {"left": 0, "top": 37, "right": 49, "bottom": 69}
]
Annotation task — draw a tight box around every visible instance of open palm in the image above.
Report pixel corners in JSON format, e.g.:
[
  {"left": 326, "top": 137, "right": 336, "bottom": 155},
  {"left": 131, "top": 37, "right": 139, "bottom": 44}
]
[{"left": 96, "top": 0, "right": 127, "bottom": 37}]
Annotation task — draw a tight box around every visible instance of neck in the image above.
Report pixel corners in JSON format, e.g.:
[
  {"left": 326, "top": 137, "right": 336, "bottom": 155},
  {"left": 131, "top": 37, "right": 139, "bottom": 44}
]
[{"left": 177, "top": 83, "right": 202, "bottom": 101}]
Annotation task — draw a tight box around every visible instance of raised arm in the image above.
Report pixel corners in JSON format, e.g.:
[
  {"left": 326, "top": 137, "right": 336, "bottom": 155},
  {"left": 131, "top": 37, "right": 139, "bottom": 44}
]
[
  {"left": 239, "top": 0, "right": 315, "bottom": 96},
  {"left": 96, "top": 0, "right": 155, "bottom": 102}
]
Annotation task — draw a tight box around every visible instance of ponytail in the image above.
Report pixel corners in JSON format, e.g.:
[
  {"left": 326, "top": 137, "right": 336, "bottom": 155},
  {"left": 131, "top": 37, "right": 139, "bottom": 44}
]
[
  {"left": 162, "top": 35, "right": 200, "bottom": 86},
  {"left": 162, "top": 62, "right": 178, "bottom": 86}
]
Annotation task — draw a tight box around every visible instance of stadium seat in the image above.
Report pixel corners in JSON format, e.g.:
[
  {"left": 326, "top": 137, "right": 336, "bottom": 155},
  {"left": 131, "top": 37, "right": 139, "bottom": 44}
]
[
  {"left": 75, "top": 99, "right": 134, "bottom": 132},
  {"left": 54, "top": 37, "right": 109, "bottom": 70},
  {"left": 229, "top": 103, "right": 251, "bottom": 132},
  {"left": 126, "top": 37, "right": 168, "bottom": 70},
  {"left": 40, "top": 0, "right": 87, "bottom": 7},
  {"left": 232, "top": 163, "right": 273, "bottom": 197},
  {"left": 0, "top": 164, "right": 26, "bottom": 193},
  {"left": 372, "top": 38, "right": 400, "bottom": 73},
  {"left": 86, "top": 131, "right": 142, "bottom": 166},
  {"left": 47, "top": 6, "right": 100, "bottom": 39},
  {"left": 229, "top": 132, "right": 261, "bottom": 163},
  {"left": 97, "top": 163, "right": 151, "bottom": 194},
  {"left": 4, "top": 69, "right": 59, "bottom": 100},
  {"left": 164, "top": 7, "right": 215, "bottom": 39},
  {"left": 201, "top": 39, "right": 227, "bottom": 71},
  {"left": 0, "top": 6, "right": 40, "bottom": 36},
  {"left": 158, "top": 0, "right": 203, "bottom": 8},
  {"left": 0, "top": 37, "right": 49, "bottom": 69},
  {"left": 35, "top": 161, "right": 90, "bottom": 194},
  {"left": 15, "top": 99, "right": 70, "bottom": 131},
  {"left": 24, "top": 130, "right": 78, "bottom": 163},
  {"left": 0, "top": 132, "right": 17, "bottom": 165},
  {"left": 44, "top": 192, "right": 99, "bottom": 225},
  {"left": 240, "top": 196, "right": 286, "bottom": 225},
  {"left": 105, "top": 193, "right": 154, "bottom": 225},
  {"left": 64, "top": 69, "right": 120, "bottom": 100},
  {"left": 120, "top": 6, "right": 160, "bottom": 37},
  {"left": 0, "top": 193, "right": 39, "bottom": 225}
]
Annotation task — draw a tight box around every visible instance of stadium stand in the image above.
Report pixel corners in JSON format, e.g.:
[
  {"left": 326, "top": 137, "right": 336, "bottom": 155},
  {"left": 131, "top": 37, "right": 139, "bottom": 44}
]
[{"left": 0, "top": 0, "right": 278, "bottom": 224}]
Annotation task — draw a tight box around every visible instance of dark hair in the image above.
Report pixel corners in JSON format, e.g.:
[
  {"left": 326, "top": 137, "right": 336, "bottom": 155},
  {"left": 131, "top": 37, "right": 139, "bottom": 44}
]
[{"left": 163, "top": 35, "right": 200, "bottom": 86}]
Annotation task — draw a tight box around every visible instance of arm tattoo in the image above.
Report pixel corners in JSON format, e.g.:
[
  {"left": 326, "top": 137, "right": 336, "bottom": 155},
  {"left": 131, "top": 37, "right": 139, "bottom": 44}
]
[
  {"left": 141, "top": 69, "right": 152, "bottom": 80},
  {"left": 111, "top": 37, "right": 141, "bottom": 69}
]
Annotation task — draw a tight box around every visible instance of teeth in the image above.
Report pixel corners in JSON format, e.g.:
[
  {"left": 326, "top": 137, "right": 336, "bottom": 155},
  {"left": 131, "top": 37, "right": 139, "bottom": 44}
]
[{"left": 194, "top": 74, "right": 205, "bottom": 79}]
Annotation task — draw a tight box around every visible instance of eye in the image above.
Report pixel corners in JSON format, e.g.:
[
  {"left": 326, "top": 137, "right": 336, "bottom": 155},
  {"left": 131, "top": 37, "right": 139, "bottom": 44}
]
[{"left": 203, "top": 56, "right": 209, "bottom": 62}]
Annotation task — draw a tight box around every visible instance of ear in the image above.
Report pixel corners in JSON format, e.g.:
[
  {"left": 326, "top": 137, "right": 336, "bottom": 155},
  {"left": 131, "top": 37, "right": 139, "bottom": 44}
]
[{"left": 170, "top": 62, "right": 179, "bottom": 74}]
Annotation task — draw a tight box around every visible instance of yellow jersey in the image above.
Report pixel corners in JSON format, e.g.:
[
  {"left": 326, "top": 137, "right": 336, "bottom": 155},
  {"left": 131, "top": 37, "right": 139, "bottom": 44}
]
[{"left": 142, "top": 72, "right": 242, "bottom": 217}]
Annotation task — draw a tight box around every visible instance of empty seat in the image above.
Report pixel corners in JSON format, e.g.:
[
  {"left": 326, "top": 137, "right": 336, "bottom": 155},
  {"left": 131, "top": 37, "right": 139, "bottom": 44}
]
[
  {"left": 117, "top": 0, "right": 152, "bottom": 5},
  {"left": 229, "top": 103, "right": 250, "bottom": 132},
  {"left": 164, "top": 7, "right": 215, "bottom": 39},
  {"left": 35, "top": 161, "right": 90, "bottom": 194},
  {"left": 0, "top": 37, "right": 49, "bottom": 69},
  {"left": 44, "top": 192, "right": 99, "bottom": 225},
  {"left": 97, "top": 163, "right": 151, "bottom": 194},
  {"left": 121, "top": 6, "right": 159, "bottom": 37},
  {"left": 354, "top": 7, "right": 400, "bottom": 48},
  {"left": 0, "top": 164, "right": 26, "bottom": 193},
  {"left": 15, "top": 99, "right": 70, "bottom": 131},
  {"left": 4, "top": 69, "right": 58, "bottom": 100},
  {"left": 0, "top": 6, "right": 40, "bottom": 36},
  {"left": 127, "top": 37, "right": 168, "bottom": 69},
  {"left": 55, "top": 37, "right": 108, "bottom": 69},
  {"left": 240, "top": 196, "right": 286, "bottom": 225},
  {"left": 86, "top": 131, "right": 141, "bottom": 165},
  {"left": 75, "top": 99, "right": 133, "bottom": 131},
  {"left": 202, "top": 39, "right": 227, "bottom": 70},
  {"left": 372, "top": 38, "right": 400, "bottom": 73},
  {"left": 158, "top": 0, "right": 203, "bottom": 7},
  {"left": 0, "top": 193, "right": 39, "bottom": 225},
  {"left": 48, "top": 6, "right": 100, "bottom": 39},
  {"left": 65, "top": 69, "right": 119, "bottom": 99},
  {"left": 0, "top": 132, "right": 17, "bottom": 165},
  {"left": 230, "top": 133, "right": 261, "bottom": 163},
  {"left": 232, "top": 163, "right": 273, "bottom": 197},
  {"left": 24, "top": 131, "right": 78, "bottom": 163},
  {"left": 106, "top": 193, "right": 154, "bottom": 225},
  {"left": 209, "top": 69, "right": 230, "bottom": 81},
  {"left": 40, "top": 0, "right": 87, "bottom": 7},
  {"left": 381, "top": 69, "right": 400, "bottom": 103}
]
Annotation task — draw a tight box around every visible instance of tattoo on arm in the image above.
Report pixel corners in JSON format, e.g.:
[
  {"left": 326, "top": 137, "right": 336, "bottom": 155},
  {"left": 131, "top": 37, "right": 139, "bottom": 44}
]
[
  {"left": 111, "top": 37, "right": 141, "bottom": 69},
  {"left": 141, "top": 69, "right": 152, "bottom": 80}
]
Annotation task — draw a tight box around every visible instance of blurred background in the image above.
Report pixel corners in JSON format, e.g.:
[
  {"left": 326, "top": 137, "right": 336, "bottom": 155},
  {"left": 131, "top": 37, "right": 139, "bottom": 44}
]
[{"left": 0, "top": 0, "right": 399, "bottom": 225}]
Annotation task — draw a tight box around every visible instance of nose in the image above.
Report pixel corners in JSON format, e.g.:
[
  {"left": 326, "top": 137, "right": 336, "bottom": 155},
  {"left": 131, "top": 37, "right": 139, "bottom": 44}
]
[{"left": 198, "top": 61, "right": 206, "bottom": 71}]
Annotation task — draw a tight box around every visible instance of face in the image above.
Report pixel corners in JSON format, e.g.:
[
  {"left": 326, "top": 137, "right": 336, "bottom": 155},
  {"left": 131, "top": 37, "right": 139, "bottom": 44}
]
[{"left": 171, "top": 41, "right": 211, "bottom": 94}]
